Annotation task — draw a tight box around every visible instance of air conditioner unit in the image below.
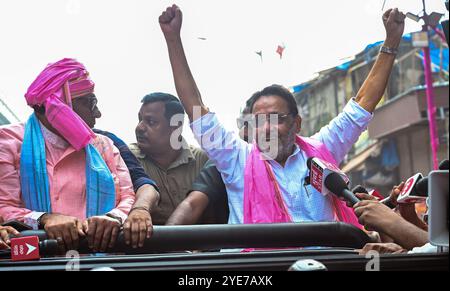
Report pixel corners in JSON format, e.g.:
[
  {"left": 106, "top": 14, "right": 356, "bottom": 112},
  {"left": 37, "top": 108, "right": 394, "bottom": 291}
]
[{"left": 429, "top": 170, "right": 449, "bottom": 249}]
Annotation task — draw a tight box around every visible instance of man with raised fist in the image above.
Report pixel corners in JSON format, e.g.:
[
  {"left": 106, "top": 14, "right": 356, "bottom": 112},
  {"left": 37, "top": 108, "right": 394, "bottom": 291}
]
[{"left": 159, "top": 4, "right": 406, "bottom": 225}]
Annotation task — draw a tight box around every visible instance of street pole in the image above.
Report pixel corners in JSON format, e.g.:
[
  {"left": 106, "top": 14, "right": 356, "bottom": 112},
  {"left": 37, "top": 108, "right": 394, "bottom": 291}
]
[{"left": 421, "top": 0, "right": 440, "bottom": 170}]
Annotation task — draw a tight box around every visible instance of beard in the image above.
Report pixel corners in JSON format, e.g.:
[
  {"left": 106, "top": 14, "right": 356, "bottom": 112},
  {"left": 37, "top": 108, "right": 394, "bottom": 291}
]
[
  {"left": 257, "top": 131, "right": 296, "bottom": 163},
  {"left": 256, "top": 132, "right": 284, "bottom": 161}
]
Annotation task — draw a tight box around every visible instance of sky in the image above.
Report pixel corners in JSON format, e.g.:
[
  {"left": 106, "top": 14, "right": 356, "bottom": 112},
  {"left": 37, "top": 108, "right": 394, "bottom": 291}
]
[{"left": 0, "top": 0, "right": 448, "bottom": 145}]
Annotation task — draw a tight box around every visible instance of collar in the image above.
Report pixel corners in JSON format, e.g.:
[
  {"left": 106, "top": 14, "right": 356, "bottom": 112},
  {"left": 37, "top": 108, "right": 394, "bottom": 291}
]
[
  {"left": 136, "top": 138, "right": 196, "bottom": 170},
  {"left": 39, "top": 121, "right": 70, "bottom": 150}
]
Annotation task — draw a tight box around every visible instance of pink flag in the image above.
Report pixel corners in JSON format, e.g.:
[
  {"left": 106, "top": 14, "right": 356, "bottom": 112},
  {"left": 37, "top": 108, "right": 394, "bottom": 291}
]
[{"left": 276, "top": 45, "right": 285, "bottom": 59}]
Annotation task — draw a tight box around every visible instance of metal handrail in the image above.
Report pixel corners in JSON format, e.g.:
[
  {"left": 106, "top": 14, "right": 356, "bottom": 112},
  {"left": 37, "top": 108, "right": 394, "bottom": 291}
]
[{"left": 20, "top": 222, "right": 370, "bottom": 254}]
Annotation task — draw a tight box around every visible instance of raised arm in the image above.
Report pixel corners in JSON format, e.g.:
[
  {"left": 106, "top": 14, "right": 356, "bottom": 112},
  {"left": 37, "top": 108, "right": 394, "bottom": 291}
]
[
  {"left": 312, "top": 8, "right": 406, "bottom": 163},
  {"left": 159, "top": 5, "right": 209, "bottom": 122},
  {"left": 355, "top": 8, "right": 406, "bottom": 113}
]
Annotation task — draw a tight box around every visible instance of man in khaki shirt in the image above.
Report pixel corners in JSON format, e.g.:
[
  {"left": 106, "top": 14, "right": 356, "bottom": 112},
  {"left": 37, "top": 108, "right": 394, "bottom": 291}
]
[{"left": 130, "top": 92, "right": 208, "bottom": 225}]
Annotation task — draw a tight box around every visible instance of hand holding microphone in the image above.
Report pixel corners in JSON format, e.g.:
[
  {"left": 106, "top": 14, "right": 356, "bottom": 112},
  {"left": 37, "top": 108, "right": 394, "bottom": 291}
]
[
  {"left": 329, "top": 177, "right": 403, "bottom": 236},
  {"left": 351, "top": 181, "right": 430, "bottom": 232},
  {"left": 306, "top": 157, "right": 403, "bottom": 237},
  {"left": 353, "top": 199, "right": 403, "bottom": 233},
  {"left": 350, "top": 184, "right": 403, "bottom": 209},
  {"left": 350, "top": 159, "right": 450, "bottom": 237}
]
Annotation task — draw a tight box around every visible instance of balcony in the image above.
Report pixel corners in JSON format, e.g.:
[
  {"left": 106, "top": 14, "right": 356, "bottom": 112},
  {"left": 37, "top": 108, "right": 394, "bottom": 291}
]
[{"left": 368, "top": 83, "right": 449, "bottom": 140}]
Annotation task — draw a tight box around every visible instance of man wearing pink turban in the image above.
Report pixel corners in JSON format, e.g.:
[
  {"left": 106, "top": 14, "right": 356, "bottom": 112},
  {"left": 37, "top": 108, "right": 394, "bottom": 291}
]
[{"left": 0, "top": 58, "right": 135, "bottom": 252}]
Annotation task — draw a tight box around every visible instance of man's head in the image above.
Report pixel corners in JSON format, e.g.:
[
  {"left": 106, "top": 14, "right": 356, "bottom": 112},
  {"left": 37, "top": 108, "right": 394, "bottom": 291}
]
[
  {"left": 34, "top": 92, "right": 101, "bottom": 130},
  {"left": 25, "top": 58, "right": 98, "bottom": 150},
  {"left": 249, "top": 84, "right": 302, "bottom": 163},
  {"left": 136, "top": 92, "right": 185, "bottom": 156},
  {"left": 71, "top": 93, "right": 102, "bottom": 128}
]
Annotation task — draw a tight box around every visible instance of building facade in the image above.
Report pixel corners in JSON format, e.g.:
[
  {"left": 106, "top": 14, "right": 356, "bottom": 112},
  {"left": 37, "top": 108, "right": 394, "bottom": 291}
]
[{"left": 292, "top": 31, "right": 449, "bottom": 195}]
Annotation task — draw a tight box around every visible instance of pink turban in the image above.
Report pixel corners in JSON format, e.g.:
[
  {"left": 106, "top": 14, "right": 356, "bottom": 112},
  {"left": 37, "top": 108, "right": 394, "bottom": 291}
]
[{"left": 25, "top": 58, "right": 96, "bottom": 151}]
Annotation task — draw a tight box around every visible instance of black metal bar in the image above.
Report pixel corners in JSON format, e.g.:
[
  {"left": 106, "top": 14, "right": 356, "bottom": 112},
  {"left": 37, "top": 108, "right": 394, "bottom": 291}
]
[
  {"left": 19, "top": 222, "right": 370, "bottom": 254},
  {"left": 0, "top": 251, "right": 447, "bottom": 272}
]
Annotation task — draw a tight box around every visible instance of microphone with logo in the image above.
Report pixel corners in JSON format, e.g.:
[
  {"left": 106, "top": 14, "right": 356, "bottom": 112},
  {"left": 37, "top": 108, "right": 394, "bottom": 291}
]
[
  {"left": 306, "top": 157, "right": 360, "bottom": 206},
  {"left": 0, "top": 236, "right": 58, "bottom": 261},
  {"left": 397, "top": 160, "right": 449, "bottom": 204}
]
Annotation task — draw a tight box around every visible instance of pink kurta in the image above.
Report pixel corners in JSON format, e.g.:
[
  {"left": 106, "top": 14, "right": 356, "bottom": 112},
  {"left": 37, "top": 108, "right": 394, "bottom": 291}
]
[{"left": 0, "top": 122, "right": 135, "bottom": 223}]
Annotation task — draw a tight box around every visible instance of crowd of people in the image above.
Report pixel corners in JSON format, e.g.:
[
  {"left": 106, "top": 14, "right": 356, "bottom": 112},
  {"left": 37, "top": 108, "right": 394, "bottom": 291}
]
[{"left": 0, "top": 5, "right": 439, "bottom": 256}]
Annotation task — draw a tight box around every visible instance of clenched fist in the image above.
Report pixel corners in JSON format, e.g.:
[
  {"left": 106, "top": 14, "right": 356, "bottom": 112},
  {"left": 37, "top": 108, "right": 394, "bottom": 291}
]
[
  {"left": 159, "top": 4, "right": 183, "bottom": 41},
  {"left": 383, "top": 8, "right": 406, "bottom": 48}
]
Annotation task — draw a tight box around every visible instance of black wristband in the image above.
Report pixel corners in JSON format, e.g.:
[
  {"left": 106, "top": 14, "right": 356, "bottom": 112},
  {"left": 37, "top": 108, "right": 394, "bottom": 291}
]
[
  {"left": 380, "top": 46, "right": 398, "bottom": 55},
  {"left": 37, "top": 213, "right": 48, "bottom": 230}
]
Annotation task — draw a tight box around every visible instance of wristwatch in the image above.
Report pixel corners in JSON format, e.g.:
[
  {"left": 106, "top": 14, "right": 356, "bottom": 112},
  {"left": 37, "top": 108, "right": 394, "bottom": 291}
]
[
  {"left": 380, "top": 46, "right": 398, "bottom": 56},
  {"left": 37, "top": 213, "right": 48, "bottom": 230}
]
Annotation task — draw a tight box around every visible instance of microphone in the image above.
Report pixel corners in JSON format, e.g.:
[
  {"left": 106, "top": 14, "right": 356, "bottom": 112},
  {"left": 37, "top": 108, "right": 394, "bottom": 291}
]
[
  {"left": 324, "top": 172, "right": 360, "bottom": 206},
  {"left": 352, "top": 185, "right": 369, "bottom": 194},
  {"left": 306, "top": 157, "right": 349, "bottom": 197},
  {"left": 39, "top": 239, "right": 59, "bottom": 256},
  {"left": 6, "top": 236, "right": 58, "bottom": 261},
  {"left": 352, "top": 185, "right": 396, "bottom": 209},
  {"left": 439, "top": 159, "right": 449, "bottom": 171},
  {"left": 399, "top": 160, "right": 450, "bottom": 202},
  {"left": 397, "top": 173, "right": 427, "bottom": 204},
  {"left": 414, "top": 177, "right": 429, "bottom": 197}
]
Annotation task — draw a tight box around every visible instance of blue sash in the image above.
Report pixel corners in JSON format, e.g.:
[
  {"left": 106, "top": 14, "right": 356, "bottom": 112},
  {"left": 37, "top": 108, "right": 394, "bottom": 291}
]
[{"left": 20, "top": 114, "right": 116, "bottom": 217}]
